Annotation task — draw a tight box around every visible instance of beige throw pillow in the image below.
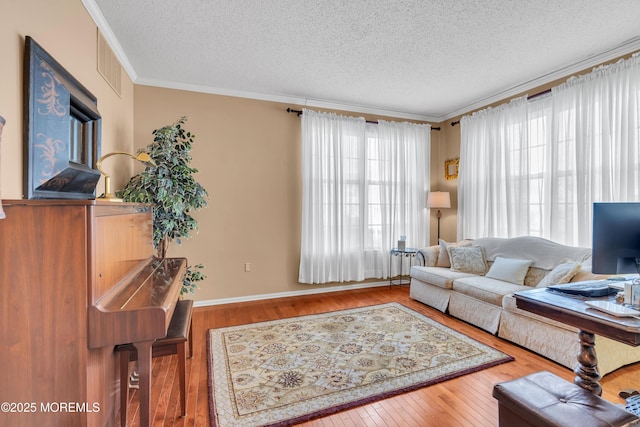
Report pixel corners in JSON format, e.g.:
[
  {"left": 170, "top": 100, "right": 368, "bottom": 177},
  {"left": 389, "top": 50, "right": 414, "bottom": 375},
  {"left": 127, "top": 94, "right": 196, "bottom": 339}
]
[
  {"left": 485, "top": 256, "right": 533, "bottom": 285},
  {"left": 536, "top": 260, "right": 582, "bottom": 288},
  {"left": 571, "top": 259, "right": 607, "bottom": 282},
  {"left": 448, "top": 245, "right": 488, "bottom": 275},
  {"left": 437, "top": 240, "right": 455, "bottom": 267}
]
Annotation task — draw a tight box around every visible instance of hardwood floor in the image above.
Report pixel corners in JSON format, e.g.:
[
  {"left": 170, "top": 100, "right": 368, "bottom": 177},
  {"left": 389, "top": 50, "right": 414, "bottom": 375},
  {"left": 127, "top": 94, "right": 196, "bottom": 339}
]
[{"left": 124, "top": 286, "right": 640, "bottom": 426}]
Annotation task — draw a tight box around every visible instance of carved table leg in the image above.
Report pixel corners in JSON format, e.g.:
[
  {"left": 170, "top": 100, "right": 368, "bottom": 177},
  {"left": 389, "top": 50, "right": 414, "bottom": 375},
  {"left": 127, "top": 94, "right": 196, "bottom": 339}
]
[
  {"left": 134, "top": 340, "right": 154, "bottom": 427},
  {"left": 573, "top": 329, "right": 602, "bottom": 396}
]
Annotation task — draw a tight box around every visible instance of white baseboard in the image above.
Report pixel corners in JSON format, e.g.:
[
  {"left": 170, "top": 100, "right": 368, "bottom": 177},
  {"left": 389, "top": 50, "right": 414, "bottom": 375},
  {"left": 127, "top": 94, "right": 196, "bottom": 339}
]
[{"left": 192, "top": 281, "right": 392, "bottom": 308}]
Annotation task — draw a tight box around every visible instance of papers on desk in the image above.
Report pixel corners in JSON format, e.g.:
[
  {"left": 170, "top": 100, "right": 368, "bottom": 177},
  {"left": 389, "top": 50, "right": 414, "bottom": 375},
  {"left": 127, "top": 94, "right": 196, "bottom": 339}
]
[
  {"left": 607, "top": 281, "right": 631, "bottom": 291},
  {"left": 585, "top": 301, "right": 640, "bottom": 318},
  {"left": 605, "top": 275, "right": 639, "bottom": 291}
]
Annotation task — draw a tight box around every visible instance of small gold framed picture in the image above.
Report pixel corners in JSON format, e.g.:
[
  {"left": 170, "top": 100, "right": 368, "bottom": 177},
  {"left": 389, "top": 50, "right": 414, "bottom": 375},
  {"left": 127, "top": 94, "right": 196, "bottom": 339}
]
[{"left": 444, "top": 158, "right": 459, "bottom": 180}]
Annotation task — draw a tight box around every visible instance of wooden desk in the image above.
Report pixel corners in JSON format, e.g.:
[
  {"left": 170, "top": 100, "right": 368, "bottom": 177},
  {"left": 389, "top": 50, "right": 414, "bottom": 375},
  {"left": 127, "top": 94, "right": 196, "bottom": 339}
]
[{"left": 515, "top": 287, "right": 640, "bottom": 395}]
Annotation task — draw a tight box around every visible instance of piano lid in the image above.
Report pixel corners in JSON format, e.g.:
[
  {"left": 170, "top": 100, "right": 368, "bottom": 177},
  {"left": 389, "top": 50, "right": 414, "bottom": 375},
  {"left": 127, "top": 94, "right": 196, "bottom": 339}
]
[{"left": 88, "top": 257, "right": 187, "bottom": 349}]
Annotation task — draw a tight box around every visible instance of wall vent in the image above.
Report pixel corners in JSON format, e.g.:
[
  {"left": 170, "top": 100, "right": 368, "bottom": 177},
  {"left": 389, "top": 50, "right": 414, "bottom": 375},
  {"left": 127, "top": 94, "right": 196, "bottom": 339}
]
[{"left": 97, "top": 30, "right": 122, "bottom": 97}]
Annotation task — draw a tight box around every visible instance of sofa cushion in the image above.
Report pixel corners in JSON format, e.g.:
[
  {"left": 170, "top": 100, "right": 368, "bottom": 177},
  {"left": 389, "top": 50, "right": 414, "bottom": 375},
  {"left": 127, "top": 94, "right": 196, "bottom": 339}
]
[
  {"left": 486, "top": 256, "right": 533, "bottom": 285},
  {"left": 410, "top": 266, "right": 475, "bottom": 289},
  {"left": 522, "top": 267, "right": 549, "bottom": 287},
  {"left": 448, "top": 245, "right": 488, "bottom": 275},
  {"left": 536, "top": 260, "right": 582, "bottom": 288},
  {"left": 452, "top": 276, "right": 529, "bottom": 306},
  {"left": 436, "top": 239, "right": 472, "bottom": 267}
]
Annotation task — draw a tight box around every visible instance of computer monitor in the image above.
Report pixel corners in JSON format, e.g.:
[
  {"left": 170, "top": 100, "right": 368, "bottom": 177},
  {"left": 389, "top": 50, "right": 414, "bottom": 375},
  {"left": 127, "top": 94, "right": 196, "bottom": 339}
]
[{"left": 592, "top": 202, "right": 640, "bottom": 274}]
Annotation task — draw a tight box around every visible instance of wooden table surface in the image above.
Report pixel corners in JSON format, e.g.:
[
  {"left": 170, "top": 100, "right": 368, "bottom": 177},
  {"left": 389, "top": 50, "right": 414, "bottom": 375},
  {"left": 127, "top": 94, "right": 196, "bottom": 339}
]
[{"left": 515, "top": 287, "right": 640, "bottom": 346}]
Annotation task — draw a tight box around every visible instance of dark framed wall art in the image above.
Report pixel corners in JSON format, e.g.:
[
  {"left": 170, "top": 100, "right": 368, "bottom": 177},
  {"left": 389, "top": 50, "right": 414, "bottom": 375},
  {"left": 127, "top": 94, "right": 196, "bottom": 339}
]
[{"left": 23, "top": 36, "right": 102, "bottom": 199}]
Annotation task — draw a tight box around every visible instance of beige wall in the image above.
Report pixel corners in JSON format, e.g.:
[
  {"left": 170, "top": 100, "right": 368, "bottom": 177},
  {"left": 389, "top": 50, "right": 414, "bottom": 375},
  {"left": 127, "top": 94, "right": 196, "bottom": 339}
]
[
  {"left": 0, "top": 0, "right": 135, "bottom": 200},
  {"left": 133, "top": 86, "right": 437, "bottom": 301},
  {"left": 0, "top": 0, "right": 438, "bottom": 303},
  {"left": 428, "top": 119, "right": 459, "bottom": 245},
  {"left": 133, "top": 87, "right": 304, "bottom": 301},
  {"left": 127, "top": 49, "right": 640, "bottom": 302},
  {"left": 4, "top": 0, "right": 638, "bottom": 302}
]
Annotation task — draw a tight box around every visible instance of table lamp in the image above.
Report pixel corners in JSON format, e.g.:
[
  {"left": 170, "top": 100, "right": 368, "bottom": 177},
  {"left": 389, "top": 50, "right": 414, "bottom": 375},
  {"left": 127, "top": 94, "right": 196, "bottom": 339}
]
[{"left": 427, "top": 191, "right": 451, "bottom": 240}]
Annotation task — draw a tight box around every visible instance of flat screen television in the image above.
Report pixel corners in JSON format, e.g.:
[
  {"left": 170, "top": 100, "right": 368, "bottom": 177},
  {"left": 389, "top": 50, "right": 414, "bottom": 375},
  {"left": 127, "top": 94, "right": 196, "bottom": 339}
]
[{"left": 592, "top": 202, "right": 640, "bottom": 274}]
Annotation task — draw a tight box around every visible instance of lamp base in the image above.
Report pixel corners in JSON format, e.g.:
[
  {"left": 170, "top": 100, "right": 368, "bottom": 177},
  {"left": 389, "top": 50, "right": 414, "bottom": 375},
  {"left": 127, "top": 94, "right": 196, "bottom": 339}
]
[
  {"left": 97, "top": 196, "right": 124, "bottom": 202},
  {"left": 97, "top": 176, "right": 124, "bottom": 201},
  {"left": 97, "top": 192, "right": 124, "bottom": 202}
]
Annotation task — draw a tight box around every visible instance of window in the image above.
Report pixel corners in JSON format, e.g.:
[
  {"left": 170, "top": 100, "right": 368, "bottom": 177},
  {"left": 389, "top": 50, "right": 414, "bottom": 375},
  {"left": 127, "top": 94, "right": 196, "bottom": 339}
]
[
  {"left": 459, "top": 53, "right": 640, "bottom": 247},
  {"left": 299, "top": 110, "right": 430, "bottom": 284}
]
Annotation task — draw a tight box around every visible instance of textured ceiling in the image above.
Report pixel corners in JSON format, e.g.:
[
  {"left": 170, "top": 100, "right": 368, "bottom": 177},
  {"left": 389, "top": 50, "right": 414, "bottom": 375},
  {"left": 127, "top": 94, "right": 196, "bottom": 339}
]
[{"left": 86, "top": 0, "right": 640, "bottom": 121}]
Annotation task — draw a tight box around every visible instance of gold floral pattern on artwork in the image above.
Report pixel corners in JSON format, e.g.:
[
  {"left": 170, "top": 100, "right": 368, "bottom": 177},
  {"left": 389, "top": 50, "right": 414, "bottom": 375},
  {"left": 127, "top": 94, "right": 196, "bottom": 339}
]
[
  {"left": 35, "top": 133, "right": 65, "bottom": 182},
  {"left": 36, "top": 61, "right": 66, "bottom": 117}
]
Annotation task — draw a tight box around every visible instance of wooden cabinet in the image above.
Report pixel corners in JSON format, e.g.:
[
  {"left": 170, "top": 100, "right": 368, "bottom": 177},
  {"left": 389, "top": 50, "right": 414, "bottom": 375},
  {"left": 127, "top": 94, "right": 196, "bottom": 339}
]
[{"left": 0, "top": 200, "right": 153, "bottom": 427}]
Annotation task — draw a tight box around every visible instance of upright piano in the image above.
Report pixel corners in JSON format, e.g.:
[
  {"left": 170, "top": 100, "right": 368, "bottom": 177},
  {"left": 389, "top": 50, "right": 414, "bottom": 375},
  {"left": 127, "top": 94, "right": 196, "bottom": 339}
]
[{"left": 0, "top": 200, "right": 186, "bottom": 427}]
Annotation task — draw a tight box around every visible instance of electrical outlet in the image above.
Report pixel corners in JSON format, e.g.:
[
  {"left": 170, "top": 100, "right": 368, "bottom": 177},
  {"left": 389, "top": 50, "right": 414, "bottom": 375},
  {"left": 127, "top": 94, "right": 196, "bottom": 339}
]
[{"left": 244, "top": 263, "right": 251, "bottom": 272}]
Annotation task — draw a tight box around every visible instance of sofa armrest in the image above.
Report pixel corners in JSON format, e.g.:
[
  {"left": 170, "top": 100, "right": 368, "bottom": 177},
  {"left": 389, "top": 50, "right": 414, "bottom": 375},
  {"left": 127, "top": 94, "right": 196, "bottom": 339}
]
[{"left": 416, "top": 245, "right": 439, "bottom": 267}]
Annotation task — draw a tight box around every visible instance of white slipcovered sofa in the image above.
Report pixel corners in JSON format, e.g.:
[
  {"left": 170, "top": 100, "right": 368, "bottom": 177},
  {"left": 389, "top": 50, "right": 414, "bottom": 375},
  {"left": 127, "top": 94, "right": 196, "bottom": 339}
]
[{"left": 409, "top": 236, "right": 640, "bottom": 375}]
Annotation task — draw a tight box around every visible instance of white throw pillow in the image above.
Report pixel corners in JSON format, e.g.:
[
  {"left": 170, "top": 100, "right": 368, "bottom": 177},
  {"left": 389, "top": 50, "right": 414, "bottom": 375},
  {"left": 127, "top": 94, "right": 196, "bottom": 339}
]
[
  {"left": 448, "top": 245, "right": 488, "bottom": 275},
  {"left": 536, "top": 260, "right": 582, "bottom": 288},
  {"left": 485, "top": 256, "right": 533, "bottom": 285},
  {"left": 437, "top": 239, "right": 473, "bottom": 267}
]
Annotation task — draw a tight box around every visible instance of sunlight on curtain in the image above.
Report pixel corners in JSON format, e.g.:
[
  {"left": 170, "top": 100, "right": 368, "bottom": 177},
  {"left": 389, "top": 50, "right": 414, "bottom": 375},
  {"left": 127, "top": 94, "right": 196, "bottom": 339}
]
[
  {"left": 299, "top": 109, "right": 430, "bottom": 284},
  {"left": 549, "top": 56, "right": 640, "bottom": 246},
  {"left": 459, "top": 97, "right": 532, "bottom": 240},
  {"left": 459, "top": 53, "right": 640, "bottom": 247}
]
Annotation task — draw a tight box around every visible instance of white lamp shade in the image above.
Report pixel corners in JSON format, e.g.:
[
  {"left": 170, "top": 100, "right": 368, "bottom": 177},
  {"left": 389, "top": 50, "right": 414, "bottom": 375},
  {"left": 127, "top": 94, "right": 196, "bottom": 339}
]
[{"left": 427, "top": 191, "right": 451, "bottom": 209}]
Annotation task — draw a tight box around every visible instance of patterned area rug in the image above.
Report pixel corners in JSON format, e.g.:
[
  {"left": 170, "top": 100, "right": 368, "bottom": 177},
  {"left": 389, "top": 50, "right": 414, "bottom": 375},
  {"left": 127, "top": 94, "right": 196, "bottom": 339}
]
[{"left": 207, "top": 302, "right": 513, "bottom": 426}]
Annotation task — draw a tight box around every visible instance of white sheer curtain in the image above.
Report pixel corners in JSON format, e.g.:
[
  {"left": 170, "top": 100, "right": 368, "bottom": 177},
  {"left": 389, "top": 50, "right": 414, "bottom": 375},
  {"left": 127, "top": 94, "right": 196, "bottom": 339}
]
[
  {"left": 459, "top": 97, "right": 533, "bottom": 239},
  {"left": 548, "top": 57, "right": 640, "bottom": 246},
  {"left": 459, "top": 53, "right": 640, "bottom": 247},
  {"left": 299, "top": 109, "right": 430, "bottom": 284}
]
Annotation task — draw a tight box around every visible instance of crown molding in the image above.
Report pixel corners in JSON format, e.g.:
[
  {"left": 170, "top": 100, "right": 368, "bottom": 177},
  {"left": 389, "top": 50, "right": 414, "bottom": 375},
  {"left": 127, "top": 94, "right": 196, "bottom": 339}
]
[
  {"left": 82, "top": 0, "right": 640, "bottom": 124},
  {"left": 135, "top": 77, "right": 437, "bottom": 122},
  {"left": 82, "top": 0, "right": 138, "bottom": 82},
  {"left": 442, "top": 36, "right": 640, "bottom": 121},
  {"left": 84, "top": 0, "right": 435, "bottom": 122}
]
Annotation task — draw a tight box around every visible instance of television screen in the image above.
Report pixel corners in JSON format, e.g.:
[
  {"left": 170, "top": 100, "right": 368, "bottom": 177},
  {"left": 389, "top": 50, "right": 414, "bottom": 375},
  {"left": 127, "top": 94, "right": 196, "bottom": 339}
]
[{"left": 592, "top": 202, "right": 640, "bottom": 274}]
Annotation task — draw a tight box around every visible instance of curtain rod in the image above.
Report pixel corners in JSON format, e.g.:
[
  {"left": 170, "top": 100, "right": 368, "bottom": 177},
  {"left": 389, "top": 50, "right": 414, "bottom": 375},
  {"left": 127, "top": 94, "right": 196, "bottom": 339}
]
[
  {"left": 286, "top": 108, "right": 441, "bottom": 131},
  {"left": 527, "top": 88, "right": 552, "bottom": 101},
  {"left": 450, "top": 88, "right": 553, "bottom": 127}
]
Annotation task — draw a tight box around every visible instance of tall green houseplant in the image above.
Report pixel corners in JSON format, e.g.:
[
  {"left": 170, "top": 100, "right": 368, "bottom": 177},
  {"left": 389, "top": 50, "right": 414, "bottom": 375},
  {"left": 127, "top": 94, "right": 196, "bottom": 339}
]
[{"left": 120, "top": 117, "right": 208, "bottom": 294}]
